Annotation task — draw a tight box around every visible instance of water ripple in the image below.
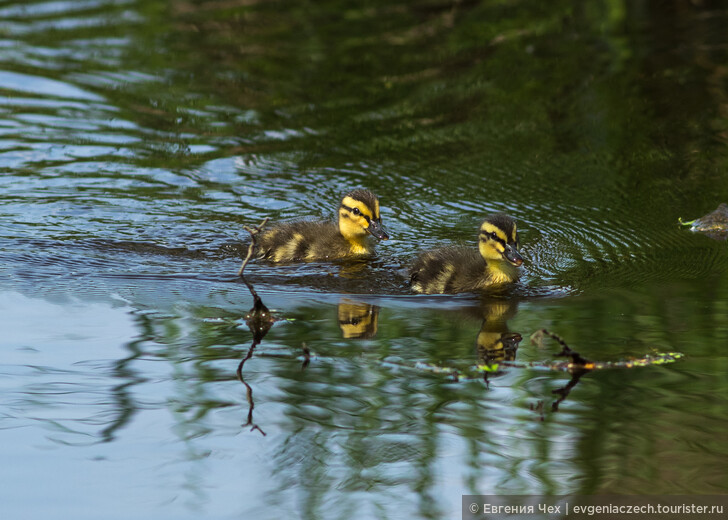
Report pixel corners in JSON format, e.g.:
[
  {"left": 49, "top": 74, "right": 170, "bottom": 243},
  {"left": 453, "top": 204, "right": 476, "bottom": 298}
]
[{"left": 0, "top": 70, "right": 103, "bottom": 101}]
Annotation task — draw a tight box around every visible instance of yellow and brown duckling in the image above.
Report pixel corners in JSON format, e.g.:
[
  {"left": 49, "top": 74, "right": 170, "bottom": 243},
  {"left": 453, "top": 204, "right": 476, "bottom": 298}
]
[
  {"left": 257, "top": 189, "right": 389, "bottom": 262},
  {"left": 410, "top": 214, "right": 523, "bottom": 294}
]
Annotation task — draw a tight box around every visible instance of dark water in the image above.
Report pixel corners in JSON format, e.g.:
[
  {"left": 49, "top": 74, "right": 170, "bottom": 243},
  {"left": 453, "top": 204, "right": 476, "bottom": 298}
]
[{"left": 2, "top": 1, "right": 728, "bottom": 518}]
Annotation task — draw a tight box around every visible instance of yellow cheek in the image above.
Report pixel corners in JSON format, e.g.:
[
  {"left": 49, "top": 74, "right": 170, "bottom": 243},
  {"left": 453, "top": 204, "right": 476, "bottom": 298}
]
[
  {"left": 350, "top": 216, "right": 368, "bottom": 233},
  {"left": 479, "top": 241, "right": 504, "bottom": 260}
]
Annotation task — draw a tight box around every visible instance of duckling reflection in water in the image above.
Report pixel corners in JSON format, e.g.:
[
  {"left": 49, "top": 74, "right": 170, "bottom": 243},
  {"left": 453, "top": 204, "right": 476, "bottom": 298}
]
[
  {"left": 410, "top": 214, "right": 523, "bottom": 294},
  {"left": 257, "top": 189, "right": 389, "bottom": 262},
  {"left": 337, "top": 299, "right": 380, "bottom": 339},
  {"left": 476, "top": 300, "right": 521, "bottom": 366},
  {"left": 478, "top": 331, "right": 522, "bottom": 363}
]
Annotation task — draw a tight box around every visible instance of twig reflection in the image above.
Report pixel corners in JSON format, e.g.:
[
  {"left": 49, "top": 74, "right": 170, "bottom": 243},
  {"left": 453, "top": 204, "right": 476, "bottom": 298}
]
[
  {"left": 302, "top": 343, "right": 311, "bottom": 370},
  {"left": 528, "top": 328, "right": 682, "bottom": 411},
  {"left": 237, "top": 218, "right": 276, "bottom": 436},
  {"left": 237, "top": 346, "right": 266, "bottom": 436},
  {"left": 550, "top": 370, "right": 587, "bottom": 412}
]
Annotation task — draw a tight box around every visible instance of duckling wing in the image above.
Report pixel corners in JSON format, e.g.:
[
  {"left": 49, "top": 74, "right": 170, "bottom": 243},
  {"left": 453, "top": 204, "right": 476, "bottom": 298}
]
[{"left": 410, "top": 246, "right": 485, "bottom": 294}]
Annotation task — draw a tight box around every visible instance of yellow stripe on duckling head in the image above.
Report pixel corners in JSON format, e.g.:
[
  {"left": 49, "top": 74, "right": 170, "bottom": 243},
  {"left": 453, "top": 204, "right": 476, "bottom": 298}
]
[
  {"left": 339, "top": 197, "right": 372, "bottom": 247},
  {"left": 338, "top": 190, "right": 388, "bottom": 246},
  {"left": 478, "top": 215, "right": 523, "bottom": 267},
  {"left": 479, "top": 222, "right": 508, "bottom": 260},
  {"left": 340, "top": 196, "right": 374, "bottom": 220},
  {"left": 511, "top": 223, "right": 518, "bottom": 245}
]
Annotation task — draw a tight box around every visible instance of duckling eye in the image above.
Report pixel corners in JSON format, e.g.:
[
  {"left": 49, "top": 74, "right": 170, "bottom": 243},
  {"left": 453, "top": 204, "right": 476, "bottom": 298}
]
[
  {"left": 352, "top": 207, "right": 361, "bottom": 216},
  {"left": 490, "top": 232, "right": 498, "bottom": 240}
]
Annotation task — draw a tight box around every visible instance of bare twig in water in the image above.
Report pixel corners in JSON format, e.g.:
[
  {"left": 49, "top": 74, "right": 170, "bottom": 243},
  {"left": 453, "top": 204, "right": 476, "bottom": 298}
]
[
  {"left": 530, "top": 328, "right": 592, "bottom": 365},
  {"left": 238, "top": 217, "right": 269, "bottom": 300},
  {"left": 238, "top": 217, "right": 269, "bottom": 277}
]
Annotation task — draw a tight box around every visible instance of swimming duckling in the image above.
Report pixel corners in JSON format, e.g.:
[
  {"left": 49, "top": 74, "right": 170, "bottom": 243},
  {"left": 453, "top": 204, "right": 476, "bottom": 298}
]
[
  {"left": 257, "top": 189, "right": 389, "bottom": 262},
  {"left": 410, "top": 214, "right": 523, "bottom": 294}
]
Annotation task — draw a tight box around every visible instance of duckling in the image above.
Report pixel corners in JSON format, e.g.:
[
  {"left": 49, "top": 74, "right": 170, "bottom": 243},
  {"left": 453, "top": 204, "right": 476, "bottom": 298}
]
[
  {"left": 257, "top": 189, "right": 389, "bottom": 262},
  {"left": 410, "top": 214, "right": 523, "bottom": 294}
]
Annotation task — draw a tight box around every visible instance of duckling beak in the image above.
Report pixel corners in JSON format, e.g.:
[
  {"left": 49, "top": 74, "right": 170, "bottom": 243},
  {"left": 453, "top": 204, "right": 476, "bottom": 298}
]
[
  {"left": 501, "top": 332, "right": 523, "bottom": 350},
  {"left": 367, "top": 219, "right": 389, "bottom": 240},
  {"left": 503, "top": 243, "right": 523, "bottom": 266}
]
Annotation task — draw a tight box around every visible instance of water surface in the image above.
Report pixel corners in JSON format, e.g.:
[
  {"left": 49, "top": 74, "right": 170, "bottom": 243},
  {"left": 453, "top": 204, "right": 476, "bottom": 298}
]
[{"left": 2, "top": 1, "right": 728, "bottom": 519}]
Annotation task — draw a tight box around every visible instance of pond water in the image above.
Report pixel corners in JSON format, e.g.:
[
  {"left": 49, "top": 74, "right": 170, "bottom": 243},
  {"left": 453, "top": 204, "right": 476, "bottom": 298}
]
[{"left": 2, "top": 1, "right": 728, "bottom": 518}]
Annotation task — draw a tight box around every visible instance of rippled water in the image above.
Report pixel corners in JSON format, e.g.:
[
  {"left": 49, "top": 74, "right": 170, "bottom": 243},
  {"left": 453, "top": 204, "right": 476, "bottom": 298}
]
[{"left": 3, "top": 1, "right": 728, "bottom": 519}]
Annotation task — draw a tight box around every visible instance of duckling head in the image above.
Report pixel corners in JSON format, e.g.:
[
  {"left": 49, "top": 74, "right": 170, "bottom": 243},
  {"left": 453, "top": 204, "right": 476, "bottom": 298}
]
[
  {"left": 478, "top": 214, "right": 523, "bottom": 267},
  {"left": 338, "top": 189, "right": 389, "bottom": 249}
]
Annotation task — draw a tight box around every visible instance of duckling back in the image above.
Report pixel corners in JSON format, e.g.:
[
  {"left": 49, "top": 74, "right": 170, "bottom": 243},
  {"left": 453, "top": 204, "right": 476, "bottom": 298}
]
[
  {"left": 410, "top": 246, "right": 493, "bottom": 294},
  {"left": 257, "top": 221, "right": 352, "bottom": 262}
]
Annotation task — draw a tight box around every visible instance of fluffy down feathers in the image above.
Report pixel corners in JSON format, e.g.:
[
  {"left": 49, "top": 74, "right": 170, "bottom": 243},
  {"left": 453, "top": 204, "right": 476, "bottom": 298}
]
[{"left": 257, "top": 221, "right": 375, "bottom": 262}]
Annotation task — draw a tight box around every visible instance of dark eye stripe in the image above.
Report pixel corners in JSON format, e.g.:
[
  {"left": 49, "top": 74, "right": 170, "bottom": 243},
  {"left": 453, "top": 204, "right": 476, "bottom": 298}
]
[
  {"left": 479, "top": 230, "right": 506, "bottom": 246},
  {"left": 341, "top": 203, "right": 371, "bottom": 223}
]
